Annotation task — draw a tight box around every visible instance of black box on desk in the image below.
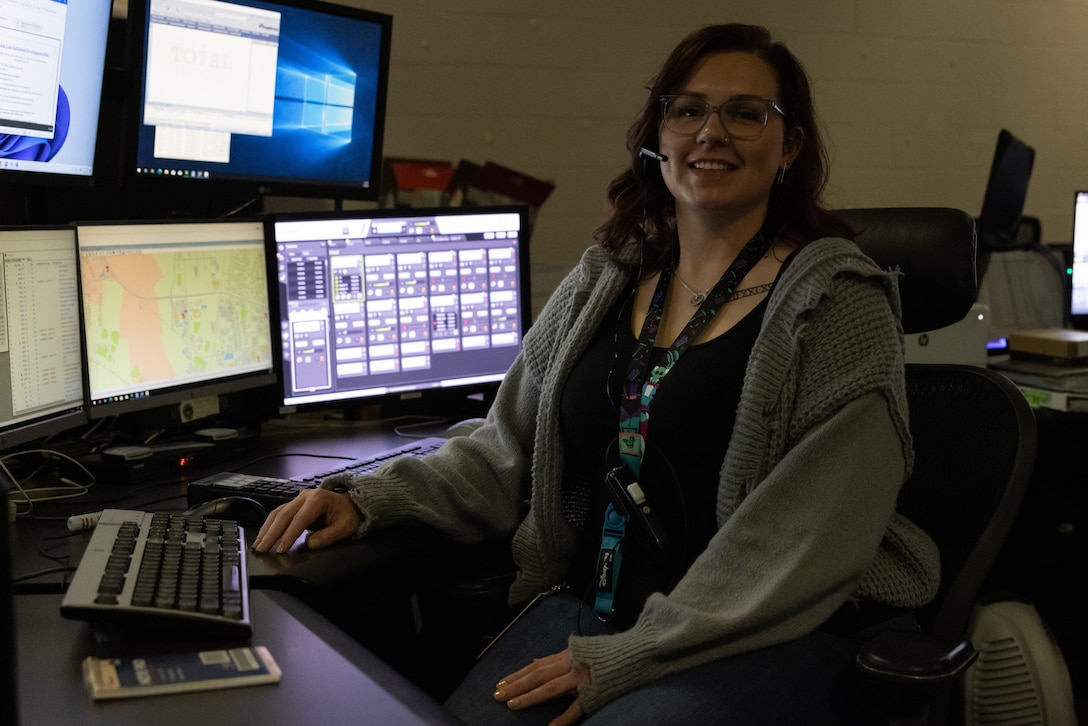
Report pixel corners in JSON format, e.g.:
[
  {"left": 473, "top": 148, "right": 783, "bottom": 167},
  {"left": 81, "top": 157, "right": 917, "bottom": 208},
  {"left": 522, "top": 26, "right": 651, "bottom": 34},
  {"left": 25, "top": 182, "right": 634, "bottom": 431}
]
[{"left": 83, "top": 436, "right": 255, "bottom": 487}]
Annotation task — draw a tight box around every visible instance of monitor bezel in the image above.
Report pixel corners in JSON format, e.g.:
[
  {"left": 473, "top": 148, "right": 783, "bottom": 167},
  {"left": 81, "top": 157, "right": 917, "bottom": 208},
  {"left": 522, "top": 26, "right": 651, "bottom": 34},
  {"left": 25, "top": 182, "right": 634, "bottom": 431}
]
[
  {"left": 75, "top": 218, "right": 279, "bottom": 422},
  {"left": 0, "top": 0, "right": 115, "bottom": 189},
  {"left": 265, "top": 204, "right": 533, "bottom": 418},
  {"left": 0, "top": 225, "right": 90, "bottom": 452},
  {"left": 125, "top": 0, "right": 392, "bottom": 203}
]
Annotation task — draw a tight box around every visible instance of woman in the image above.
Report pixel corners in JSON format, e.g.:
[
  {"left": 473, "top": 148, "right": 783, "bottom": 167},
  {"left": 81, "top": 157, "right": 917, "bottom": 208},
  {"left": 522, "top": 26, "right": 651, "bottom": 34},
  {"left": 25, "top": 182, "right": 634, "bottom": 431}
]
[{"left": 255, "top": 23, "right": 940, "bottom": 724}]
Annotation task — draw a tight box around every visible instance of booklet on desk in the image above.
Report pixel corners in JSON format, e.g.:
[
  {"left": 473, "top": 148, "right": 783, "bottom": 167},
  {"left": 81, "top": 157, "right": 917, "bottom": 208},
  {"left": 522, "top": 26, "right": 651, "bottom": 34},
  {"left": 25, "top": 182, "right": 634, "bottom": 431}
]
[
  {"left": 1015, "top": 385, "right": 1088, "bottom": 413},
  {"left": 990, "top": 355, "right": 1088, "bottom": 393},
  {"left": 82, "top": 646, "right": 281, "bottom": 700}
]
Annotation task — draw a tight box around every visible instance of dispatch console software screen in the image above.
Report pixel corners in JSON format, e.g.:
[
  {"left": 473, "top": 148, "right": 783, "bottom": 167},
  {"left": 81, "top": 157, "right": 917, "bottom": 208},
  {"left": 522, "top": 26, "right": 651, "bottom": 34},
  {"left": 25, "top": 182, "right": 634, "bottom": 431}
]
[{"left": 272, "top": 208, "right": 528, "bottom": 409}]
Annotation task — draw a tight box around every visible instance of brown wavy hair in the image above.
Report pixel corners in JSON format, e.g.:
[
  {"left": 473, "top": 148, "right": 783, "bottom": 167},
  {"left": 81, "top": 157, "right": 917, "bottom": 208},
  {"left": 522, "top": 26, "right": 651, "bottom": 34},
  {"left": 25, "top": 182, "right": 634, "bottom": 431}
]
[{"left": 594, "top": 24, "right": 853, "bottom": 275}]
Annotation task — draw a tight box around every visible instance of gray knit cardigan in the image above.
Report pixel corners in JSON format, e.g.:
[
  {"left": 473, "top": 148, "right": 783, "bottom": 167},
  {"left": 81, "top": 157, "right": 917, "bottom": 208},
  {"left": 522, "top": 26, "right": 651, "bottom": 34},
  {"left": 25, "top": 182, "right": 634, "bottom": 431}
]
[{"left": 341, "top": 237, "right": 941, "bottom": 714}]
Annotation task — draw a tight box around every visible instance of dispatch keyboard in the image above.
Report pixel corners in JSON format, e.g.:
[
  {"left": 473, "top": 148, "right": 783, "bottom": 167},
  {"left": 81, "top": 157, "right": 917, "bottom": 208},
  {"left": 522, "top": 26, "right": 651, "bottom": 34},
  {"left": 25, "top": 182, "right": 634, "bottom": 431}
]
[
  {"left": 185, "top": 436, "right": 448, "bottom": 511},
  {"left": 61, "top": 509, "right": 251, "bottom": 639}
]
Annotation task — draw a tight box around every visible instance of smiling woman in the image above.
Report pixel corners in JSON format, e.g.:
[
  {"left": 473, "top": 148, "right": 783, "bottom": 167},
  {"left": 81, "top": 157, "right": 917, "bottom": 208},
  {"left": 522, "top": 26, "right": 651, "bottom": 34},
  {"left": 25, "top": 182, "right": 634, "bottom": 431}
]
[
  {"left": 253, "top": 23, "right": 938, "bottom": 726},
  {"left": 658, "top": 53, "right": 799, "bottom": 248}
]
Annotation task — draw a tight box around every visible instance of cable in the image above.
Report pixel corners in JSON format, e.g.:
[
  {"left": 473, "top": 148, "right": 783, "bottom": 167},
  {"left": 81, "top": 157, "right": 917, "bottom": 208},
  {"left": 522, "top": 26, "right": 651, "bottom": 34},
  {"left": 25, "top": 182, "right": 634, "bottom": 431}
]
[
  {"left": 1, "top": 449, "right": 97, "bottom": 517},
  {"left": 219, "top": 193, "right": 264, "bottom": 219},
  {"left": 391, "top": 416, "right": 452, "bottom": 438},
  {"left": 225, "top": 451, "right": 356, "bottom": 472},
  {"left": 12, "top": 565, "right": 77, "bottom": 585}
]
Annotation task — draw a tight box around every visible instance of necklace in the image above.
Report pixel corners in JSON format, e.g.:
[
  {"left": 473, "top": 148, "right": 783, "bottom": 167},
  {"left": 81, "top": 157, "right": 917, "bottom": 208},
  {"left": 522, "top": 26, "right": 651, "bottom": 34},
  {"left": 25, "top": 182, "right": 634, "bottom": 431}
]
[
  {"left": 671, "top": 267, "right": 710, "bottom": 305},
  {"left": 671, "top": 265, "right": 775, "bottom": 306}
]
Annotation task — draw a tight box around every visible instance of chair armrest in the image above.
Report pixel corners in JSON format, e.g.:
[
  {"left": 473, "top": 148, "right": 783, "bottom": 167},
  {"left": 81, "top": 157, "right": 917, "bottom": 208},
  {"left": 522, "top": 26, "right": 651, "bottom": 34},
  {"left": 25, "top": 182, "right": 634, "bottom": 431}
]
[{"left": 856, "top": 629, "right": 979, "bottom": 683}]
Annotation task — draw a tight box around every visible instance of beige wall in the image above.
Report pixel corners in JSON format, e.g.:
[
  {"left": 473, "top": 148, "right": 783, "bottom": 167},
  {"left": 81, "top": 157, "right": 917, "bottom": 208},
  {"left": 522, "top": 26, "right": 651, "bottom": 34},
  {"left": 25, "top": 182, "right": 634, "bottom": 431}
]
[{"left": 333, "top": 0, "right": 1088, "bottom": 314}]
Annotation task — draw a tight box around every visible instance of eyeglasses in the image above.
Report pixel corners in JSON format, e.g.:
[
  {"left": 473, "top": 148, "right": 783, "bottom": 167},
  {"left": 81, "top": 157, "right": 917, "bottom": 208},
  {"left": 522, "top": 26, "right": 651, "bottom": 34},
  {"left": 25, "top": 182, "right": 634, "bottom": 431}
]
[{"left": 659, "top": 94, "right": 787, "bottom": 140}]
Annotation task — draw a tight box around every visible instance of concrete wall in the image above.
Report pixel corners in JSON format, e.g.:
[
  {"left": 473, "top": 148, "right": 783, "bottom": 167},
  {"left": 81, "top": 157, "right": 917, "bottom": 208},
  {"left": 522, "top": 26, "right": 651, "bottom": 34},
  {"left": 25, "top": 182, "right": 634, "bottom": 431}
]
[{"left": 332, "top": 0, "right": 1088, "bottom": 314}]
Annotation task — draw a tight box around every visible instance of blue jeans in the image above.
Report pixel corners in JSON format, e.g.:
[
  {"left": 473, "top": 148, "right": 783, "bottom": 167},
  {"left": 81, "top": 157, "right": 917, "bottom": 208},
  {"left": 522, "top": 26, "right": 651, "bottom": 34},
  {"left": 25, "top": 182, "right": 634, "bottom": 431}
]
[{"left": 444, "top": 594, "right": 892, "bottom": 725}]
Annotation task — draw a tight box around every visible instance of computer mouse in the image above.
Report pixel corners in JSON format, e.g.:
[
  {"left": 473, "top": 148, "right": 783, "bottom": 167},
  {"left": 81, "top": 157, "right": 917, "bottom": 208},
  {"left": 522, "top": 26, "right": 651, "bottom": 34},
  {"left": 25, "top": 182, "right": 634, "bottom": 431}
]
[
  {"left": 444, "top": 417, "right": 487, "bottom": 437},
  {"left": 186, "top": 496, "right": 268, "bottom": 530}
]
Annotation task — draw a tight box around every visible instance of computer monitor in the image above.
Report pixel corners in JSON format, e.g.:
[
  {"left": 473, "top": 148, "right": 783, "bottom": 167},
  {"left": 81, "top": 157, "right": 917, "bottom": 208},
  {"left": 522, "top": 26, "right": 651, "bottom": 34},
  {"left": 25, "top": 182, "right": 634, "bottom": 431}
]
[
  {"left": 268, "top": 205, "right": 531, "bottom": 417},
  {"left": 127, "top": 0, "right": 392, "bottom": 201},
  {"left": 977, "top": 129, "right": 1035, "bottom": 252},
  {"left": 76, "top": 219, "right": 277, "bottom": 421},
  {"left": 0, "top": 226, "right": 88, "bottom": 451},
  {"left": 0, "top": 0, "right": 113, "bottom": 185},
  {"left": 1070, "top": 191, "right": 1088, "bottom": 329}
]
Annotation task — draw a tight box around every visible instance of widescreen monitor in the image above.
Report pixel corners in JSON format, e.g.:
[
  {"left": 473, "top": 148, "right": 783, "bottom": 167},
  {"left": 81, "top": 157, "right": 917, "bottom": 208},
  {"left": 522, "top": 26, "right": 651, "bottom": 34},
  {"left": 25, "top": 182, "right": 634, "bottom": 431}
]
[
  {"left": 1071, "top": 191, "right": 1088, "bottom": 328},
  {"left": 128, "top": 0, "right": 392, "bottom": 200},
  {"left": 0, "top": 0, "right": 113, "bottom": 185},
  {"left": 268, "top": 206, "right": 531, "bottom": 414},
  {"left": 0, "top": 226, "right": 87, "bottom": 451},
  {"left": 76, "top": 219, "right": 276, "bottom": 420}
]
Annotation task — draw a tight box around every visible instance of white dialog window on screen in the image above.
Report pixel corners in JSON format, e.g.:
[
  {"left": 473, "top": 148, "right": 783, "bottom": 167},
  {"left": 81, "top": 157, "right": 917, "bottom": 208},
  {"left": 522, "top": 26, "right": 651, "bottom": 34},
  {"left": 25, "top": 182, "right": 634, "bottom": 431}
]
[
  {"left": 0, "top": 0, "right": 68, "bottom": 139},
  {"left": 143, "top": 0, "right": 280, "bottom": 162}
]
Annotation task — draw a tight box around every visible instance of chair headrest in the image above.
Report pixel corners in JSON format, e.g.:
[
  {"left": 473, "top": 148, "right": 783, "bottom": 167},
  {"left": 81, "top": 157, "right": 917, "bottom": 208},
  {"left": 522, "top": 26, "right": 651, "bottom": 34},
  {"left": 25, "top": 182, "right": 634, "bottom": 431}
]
[{"left": 836, "top": 207, "right": 978, "bottom": 334}]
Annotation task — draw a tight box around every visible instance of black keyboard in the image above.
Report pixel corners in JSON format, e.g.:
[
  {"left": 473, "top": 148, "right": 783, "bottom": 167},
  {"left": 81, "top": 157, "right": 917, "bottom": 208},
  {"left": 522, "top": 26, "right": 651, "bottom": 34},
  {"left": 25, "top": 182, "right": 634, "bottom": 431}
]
[
  {"left": 186, "top": 436, "right": 448, "bottom": 510},
  {"left": 61, "top": 509, "right": 251, "bottom": 639}
]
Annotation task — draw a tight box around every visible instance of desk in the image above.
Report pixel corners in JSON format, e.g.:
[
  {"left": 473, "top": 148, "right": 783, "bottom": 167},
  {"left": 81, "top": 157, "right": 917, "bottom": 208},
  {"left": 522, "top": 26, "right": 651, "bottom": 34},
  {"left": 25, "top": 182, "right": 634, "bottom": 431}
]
[
  {"left": 9, "top": 417, "right": 501, "bottom": 703},
  {"left": 14, "top": 590, "right": 459, "bottom": 725},
  {"left": 10, "top": 416, "right": 444, "bottom": 597}
]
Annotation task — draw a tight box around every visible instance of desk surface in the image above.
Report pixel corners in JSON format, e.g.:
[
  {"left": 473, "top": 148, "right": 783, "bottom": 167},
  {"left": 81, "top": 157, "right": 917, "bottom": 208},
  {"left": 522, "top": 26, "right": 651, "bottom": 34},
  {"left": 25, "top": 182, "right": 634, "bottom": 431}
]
[
  {"left": 15, "top": 589, "right": 459, "bottom": 725},
  {"left": 9, "top": 416, "right": 445, "bottom": 590},
  {"left": 8, "top": 418, "right": 492, "bottom": 713}
]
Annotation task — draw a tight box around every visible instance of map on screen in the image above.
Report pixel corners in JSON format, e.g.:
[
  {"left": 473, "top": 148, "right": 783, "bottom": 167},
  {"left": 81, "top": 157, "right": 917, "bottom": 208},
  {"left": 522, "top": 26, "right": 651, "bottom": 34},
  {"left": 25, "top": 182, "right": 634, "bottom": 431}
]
[{"left": 76, "top": 221, "right": 272, "bottom": 407}]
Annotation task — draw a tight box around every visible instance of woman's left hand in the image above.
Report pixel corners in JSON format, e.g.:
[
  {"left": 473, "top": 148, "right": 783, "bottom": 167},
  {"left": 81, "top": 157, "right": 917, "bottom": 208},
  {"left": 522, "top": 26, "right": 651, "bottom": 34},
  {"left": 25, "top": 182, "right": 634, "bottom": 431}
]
[{"left": 493, "top": 648, "right": 590, "bottom": 725}]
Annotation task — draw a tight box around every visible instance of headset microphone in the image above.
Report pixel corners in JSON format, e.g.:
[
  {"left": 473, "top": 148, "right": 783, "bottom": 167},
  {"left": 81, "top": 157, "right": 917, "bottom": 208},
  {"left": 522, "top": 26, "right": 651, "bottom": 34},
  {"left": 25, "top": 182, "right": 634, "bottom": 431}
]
[{"left": 639, "top": 147, "right": 668, "bottom": 163}]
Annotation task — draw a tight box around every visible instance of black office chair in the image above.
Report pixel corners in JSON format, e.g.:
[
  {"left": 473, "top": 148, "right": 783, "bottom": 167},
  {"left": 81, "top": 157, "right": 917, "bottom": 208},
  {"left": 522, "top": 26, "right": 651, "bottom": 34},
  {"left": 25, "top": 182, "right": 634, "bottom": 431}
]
[
  {"left": 977, "top": 213, "right": 1071, "bottom": 334},
  {"left": 841, "top": 208, "right": 1041, "bottom": 725}
]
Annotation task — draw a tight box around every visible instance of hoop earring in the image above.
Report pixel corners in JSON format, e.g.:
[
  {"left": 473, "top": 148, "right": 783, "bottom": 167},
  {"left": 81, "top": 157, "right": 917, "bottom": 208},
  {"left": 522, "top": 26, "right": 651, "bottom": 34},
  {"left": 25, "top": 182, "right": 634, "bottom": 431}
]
[{"left": 775, "top": 161, "right": 791, "bottom": 186}]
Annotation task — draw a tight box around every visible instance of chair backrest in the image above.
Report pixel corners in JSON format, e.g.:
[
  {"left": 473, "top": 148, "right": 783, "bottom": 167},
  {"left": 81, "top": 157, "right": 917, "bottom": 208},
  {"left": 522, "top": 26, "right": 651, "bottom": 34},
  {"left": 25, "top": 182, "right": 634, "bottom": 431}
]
[
  {"left": 841, "top": 207, "right": 1038, "bottom": 642},
  {"left": 897, "top": 364, "right": 1037, "bottom": 641},
  {"left": 837, "top": 207, "right": 977, "bottom": 334}
]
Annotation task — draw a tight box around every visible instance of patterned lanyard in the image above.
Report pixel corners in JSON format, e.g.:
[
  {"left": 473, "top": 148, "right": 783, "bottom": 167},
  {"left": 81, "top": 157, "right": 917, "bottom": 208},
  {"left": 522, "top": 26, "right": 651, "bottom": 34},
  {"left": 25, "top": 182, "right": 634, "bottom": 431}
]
[{"left": 594, "top": 232, "right": 770, "bottom": 619}]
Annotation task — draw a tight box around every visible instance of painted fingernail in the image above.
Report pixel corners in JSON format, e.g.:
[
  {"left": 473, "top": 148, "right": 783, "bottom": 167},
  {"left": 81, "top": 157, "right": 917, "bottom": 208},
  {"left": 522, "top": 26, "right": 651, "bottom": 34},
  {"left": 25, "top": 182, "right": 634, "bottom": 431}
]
[
  {"left": 493, "top": 689, "right": 505, "bottom": 701},
  {"left": 507, "top": 697, "right": 521, "bottom": 709},
  {"left": 495, "top": 680, "right": 507, "bottom": 688}
]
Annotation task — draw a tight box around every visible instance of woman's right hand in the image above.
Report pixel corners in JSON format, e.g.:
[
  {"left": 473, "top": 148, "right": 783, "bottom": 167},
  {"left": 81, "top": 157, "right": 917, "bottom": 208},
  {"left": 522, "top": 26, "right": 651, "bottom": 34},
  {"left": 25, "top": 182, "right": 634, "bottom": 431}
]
[{"left": 252, "top": 488, "right": 361, "bottom": 554}]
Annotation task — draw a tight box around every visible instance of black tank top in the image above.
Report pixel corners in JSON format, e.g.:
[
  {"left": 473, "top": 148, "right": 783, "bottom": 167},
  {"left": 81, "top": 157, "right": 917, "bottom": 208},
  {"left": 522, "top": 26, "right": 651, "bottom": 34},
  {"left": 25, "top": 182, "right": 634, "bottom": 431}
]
[{"left": 559, "top": 282, "right": 768, "bottom": 627}]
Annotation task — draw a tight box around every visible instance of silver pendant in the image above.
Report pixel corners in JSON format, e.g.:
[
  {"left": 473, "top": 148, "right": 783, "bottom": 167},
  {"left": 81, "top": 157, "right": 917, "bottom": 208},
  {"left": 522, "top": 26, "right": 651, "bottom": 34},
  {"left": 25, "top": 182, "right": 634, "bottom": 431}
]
[{"left": 689, "top": 292, "right": 706, "bottom": 305}]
